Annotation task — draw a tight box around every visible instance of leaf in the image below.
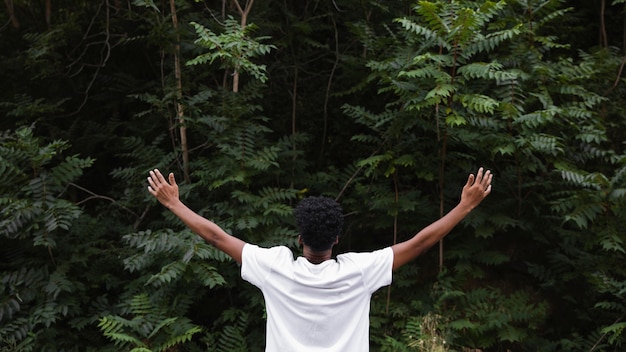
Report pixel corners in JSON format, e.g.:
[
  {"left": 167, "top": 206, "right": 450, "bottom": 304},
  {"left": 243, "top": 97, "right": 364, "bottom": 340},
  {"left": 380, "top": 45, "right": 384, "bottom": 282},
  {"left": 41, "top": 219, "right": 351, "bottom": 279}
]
[
  {"left": 193, "top": 262, "right": 227, "bottom": 288},
  {"left": 424, "top": 83, "right": 455, "bottom": 103},
  {"left": 458, "top": 93, "right": 499, "bottom": 114},
  {"left": 449, "top": 319, "right": 478, "bottom": 330},
  {"left": 132, "top": 0, "right": 160, "bottom": 12},
  {"left": 600, "top": 322, "right": 626, "bottom": 344}
]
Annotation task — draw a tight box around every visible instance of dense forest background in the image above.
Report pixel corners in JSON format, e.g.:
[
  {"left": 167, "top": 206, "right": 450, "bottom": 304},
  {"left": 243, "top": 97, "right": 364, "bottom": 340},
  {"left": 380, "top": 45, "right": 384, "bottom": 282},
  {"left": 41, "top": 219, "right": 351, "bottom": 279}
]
[{"left": 2, "top": 0, "right": 626, "bottom": 351}]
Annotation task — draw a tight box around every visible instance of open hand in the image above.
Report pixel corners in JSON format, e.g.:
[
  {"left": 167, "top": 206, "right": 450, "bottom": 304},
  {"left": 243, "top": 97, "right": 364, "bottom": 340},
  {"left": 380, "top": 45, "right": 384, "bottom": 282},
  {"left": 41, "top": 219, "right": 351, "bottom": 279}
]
[
  {"left": 147, "top": 169, "right": 179, "bottom": 209},
  {"left": 460, "top": 167, "right": 493, "bottom": 210}
]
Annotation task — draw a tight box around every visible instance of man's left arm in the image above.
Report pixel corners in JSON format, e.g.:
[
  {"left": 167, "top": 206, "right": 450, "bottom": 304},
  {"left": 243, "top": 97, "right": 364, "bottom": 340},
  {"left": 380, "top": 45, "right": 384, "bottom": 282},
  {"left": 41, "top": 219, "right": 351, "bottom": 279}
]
[{"left": 391, "top": 167, "right": 493, "bottom": 271}]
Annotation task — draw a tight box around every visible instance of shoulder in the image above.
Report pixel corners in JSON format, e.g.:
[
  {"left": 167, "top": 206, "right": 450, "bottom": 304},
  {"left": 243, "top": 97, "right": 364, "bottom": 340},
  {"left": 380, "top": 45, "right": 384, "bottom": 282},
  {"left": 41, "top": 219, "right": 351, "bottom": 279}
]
[
  {"left": 337, "top": 247, "right": 393, "bottom": 292},
  {"left": 243, "top": 243, "right": 292, "bottom": 256},
  {"left": 337, "top": 247, "right": 393, "bottom": 267},
  {"left": 241, "top": 244, "right": 294, "bottom": 286},
  {"left": 242, "top": 244, "right": 294, "bottom": 265},
  {"left": 338, "top": 247, "right": 393, "bottom": 260}
]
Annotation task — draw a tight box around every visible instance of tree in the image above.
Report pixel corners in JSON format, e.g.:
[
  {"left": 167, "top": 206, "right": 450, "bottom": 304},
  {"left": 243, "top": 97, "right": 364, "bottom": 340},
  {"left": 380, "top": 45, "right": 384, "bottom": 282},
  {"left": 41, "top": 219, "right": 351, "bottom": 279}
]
[
  {"left": 0, "top": 126, "right": 107, "bottom": 351},
  {"left": 2, "top": 0, "right": 626, "bottom": 350},
  {"left": 345, "top": 0, "right": 626, "bottom": 349}
]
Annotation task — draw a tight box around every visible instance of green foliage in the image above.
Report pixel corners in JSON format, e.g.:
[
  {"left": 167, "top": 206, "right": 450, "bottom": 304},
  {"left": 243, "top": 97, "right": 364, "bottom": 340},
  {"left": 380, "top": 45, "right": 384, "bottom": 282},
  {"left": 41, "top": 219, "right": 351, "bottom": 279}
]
[
  {"left": 0, "top": 126, "right": 109, "bottom": 351},
  {"left": 2, "top": 0, "right": 626, "bottom": 351},
  {"left": 122, "top": 228, "right": 228, "bottom": 289},
  {"left": 346, "top": 0, "right": 626, "bottom": 350},
  {"left": 434, "top": 280, "right": 549, "bottom": 348},
  {"left": 380, "top": 313, "right": 449, "bottom": 352},
  {"left": 98, "top": 6, "right": 301, "bottom": 350},
  {"left": 202, "top": 308, "right": 251, "bottom": 352},
  {"left": 98, "top": 293, "right": 202, "bottom": 352},
  {"left": 187, "top": 17, "right": 275, "bottom": 83}
]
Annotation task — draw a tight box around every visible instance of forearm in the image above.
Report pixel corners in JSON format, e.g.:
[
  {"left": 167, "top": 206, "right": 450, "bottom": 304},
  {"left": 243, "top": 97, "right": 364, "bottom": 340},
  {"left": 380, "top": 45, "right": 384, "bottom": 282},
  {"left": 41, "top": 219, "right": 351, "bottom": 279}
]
[
  {"left": 411, "top": 202, "right": 472, "bottom": 254},
  {"left": 147, "top": 169, "right": 245, "bottom": 262},
  {"left": 167, "top": 200, "right": 222, "bottom": 244},
  {"left": 165, "top": 200, "right": 245, "bottom": 263},
  {"left": 392, "top": 202, "right": 473, "bottom": 270},
  {"left": 391, "top": 167, "right": 492, "bottom": 270}
]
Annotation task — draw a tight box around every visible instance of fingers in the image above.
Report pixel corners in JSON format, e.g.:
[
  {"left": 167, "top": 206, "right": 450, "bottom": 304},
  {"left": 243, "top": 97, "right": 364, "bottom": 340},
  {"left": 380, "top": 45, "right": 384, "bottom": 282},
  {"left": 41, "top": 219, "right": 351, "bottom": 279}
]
[
  {"left": 477, "top": 168, "right": 485, "bottom": 183},
  {"left": 148, "top": 169, "right": 166, "bottom": 185},
  {"left": 482, "top": 169, "right": 492, "bottom": 188},
  {"left": 147, "top": 169, "right": 168, "bottom": 196},
  {"left": 476, "top": 167, "right": 493, "bottom": 194},
  {"left": 465, "top": 173, "right": 475, "bottom": 188},
  {"left": 469, "top": 167, "right": 493, "bottom": 193},
  {"left": 147, "top": 171, "right": 157, "bottom": 194},
  {"left": 485, "top": 184, "right": 492, "bottom": 195},
  {"left": 154, "top": 169, "right": 166, "bottom": 183}
]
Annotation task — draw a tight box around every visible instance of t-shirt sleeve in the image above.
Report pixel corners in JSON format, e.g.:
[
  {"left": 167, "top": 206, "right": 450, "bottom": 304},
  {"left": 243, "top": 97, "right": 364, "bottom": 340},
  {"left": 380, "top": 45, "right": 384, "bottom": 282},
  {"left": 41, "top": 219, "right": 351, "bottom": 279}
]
[
  {"left": 345, "top": 247, "right": 394, "bottom": 293},
  {"left": 241, "top": 243, "right": 289, "bottom": 288}
]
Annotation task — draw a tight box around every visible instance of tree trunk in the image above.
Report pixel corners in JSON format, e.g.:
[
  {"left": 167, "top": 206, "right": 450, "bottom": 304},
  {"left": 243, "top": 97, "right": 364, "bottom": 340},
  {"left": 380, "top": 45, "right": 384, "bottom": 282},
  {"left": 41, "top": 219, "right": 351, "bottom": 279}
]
[
  {"left": 600, "top": 0, "right": 608, "bottom": 48},
  {"left": 438, "top": 130, "right": 447, "bottom": 273},
  {"left": 231, "top": 0, "right": 255, "bottom": 93},
  {"left": 4, "top": 0, "right": 20, "bottom": 29},
  {"left": 169, "top": 0, "right": 190, "bottom": 182},
  {"left": 45, "top": 0, "right": 51, "bottom": 26},
  {"left": 319, "top": 15, "right": 339, "bottom": 161}
]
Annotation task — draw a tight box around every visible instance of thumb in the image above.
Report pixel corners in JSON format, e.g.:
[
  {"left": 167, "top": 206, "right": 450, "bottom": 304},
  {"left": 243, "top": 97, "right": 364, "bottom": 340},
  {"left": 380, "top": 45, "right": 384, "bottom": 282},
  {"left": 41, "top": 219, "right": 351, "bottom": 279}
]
[{"left": 169, "top": 172, "right": 177, "bottom": 186}]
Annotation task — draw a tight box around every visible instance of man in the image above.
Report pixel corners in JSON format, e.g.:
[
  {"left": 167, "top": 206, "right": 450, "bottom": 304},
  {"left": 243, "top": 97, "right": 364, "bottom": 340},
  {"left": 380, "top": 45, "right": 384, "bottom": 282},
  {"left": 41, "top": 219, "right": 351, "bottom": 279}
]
[{"left": 147, "top": 167, "right": 492, "bottom": 351}]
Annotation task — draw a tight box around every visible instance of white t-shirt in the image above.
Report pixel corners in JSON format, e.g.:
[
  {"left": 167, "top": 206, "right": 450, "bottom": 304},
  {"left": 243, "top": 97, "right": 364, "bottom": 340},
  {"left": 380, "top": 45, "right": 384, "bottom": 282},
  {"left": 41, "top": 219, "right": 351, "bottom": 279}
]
[{"left": 241, "top": 244, "right": 394, "bottom": 352}]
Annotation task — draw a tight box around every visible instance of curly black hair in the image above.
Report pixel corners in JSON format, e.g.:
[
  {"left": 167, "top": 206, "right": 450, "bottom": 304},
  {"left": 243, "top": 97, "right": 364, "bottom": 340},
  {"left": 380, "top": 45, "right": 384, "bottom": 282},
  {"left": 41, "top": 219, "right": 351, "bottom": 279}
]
[{"left": 293, "top": 196, "right": 344, "bottom": 252}]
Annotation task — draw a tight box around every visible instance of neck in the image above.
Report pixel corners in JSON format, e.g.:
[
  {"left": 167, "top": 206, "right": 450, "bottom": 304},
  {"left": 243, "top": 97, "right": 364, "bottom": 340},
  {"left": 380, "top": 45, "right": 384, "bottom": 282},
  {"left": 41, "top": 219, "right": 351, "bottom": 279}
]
[{"left": 302, "top": 246, "right": 332, "bottom": 264}]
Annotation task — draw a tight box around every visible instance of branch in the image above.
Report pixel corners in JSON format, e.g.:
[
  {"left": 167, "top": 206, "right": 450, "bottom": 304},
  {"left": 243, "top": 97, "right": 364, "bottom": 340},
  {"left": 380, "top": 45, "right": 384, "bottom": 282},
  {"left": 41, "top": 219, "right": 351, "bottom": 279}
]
[
  {"left": 605, "top": 54, "right": 626, "bottom": 95},
  {"left": 133, "top": 205, "right": 151, "bottom": 231},
  {"left": 65, "top": 0, "right": 112, "bottom": 116},
  {"left": 335, "top": 141, "right": 386, "bottom": 202},
  {"left": 231, "top": 0, "right": 255, "bottom": 20},
  {"left": 589, "top": 311, "right": 626, "bottom": 352},
  {"left": 3, "top": 0, "right": 19, "bottom": 29},
  {"left": 70, "top": 182, "right": 139, "bottom": 218},
  {"left": 319, "top": 15, "right": 340, "bottom": 161}
]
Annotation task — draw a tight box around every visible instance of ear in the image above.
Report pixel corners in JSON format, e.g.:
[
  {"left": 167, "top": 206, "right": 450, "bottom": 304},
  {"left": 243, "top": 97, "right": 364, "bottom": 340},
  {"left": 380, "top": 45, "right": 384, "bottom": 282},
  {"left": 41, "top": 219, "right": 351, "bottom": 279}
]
[
  {"left": 298, "top": 235, "right": 304, "bottom": 245},
  {"left": 333, "top": 236, "right": 339, "bottom": 244}
]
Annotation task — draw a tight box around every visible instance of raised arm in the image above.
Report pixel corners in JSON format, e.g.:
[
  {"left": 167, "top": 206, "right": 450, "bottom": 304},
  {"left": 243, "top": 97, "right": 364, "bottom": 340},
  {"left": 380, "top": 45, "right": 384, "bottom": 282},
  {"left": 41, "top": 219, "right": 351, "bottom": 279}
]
[
  {"left": 391, "top": 167, "right": 493, "bottom": 271},
  {"left": 147, "top": 169, "right": 246, "bottom": 263}
]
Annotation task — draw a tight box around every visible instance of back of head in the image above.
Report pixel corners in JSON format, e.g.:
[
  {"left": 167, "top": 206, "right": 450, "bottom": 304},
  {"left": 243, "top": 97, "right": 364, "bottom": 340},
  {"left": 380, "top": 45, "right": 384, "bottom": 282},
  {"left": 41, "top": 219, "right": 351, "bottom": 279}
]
[{"left": 294, "top": 196, "right": 344, "bottom": 252}]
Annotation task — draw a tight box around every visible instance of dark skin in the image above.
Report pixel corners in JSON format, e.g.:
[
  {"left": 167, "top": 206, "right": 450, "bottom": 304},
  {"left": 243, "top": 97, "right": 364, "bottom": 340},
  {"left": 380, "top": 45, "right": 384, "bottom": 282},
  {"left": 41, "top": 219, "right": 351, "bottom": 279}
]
[
  {"left": 148, "top": 167, "right": 492, "bottom": 270},
  {"left": 298, "top": 235, "right": 339, "bottom": 264}
]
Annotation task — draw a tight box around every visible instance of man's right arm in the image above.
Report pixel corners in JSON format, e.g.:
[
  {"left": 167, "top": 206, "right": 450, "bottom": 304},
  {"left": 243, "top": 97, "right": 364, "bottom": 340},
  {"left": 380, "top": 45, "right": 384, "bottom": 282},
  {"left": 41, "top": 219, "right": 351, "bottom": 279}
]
[{"left": 148, "top": 169, "right": 246, "bottom": 263}]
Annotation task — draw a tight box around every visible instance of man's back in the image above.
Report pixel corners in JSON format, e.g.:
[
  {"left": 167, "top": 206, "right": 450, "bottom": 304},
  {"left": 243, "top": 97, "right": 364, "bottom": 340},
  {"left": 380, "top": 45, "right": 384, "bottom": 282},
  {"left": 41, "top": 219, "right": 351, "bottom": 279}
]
[{"left": 241, "top": 244, "right": 393, "bottom": 351}]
